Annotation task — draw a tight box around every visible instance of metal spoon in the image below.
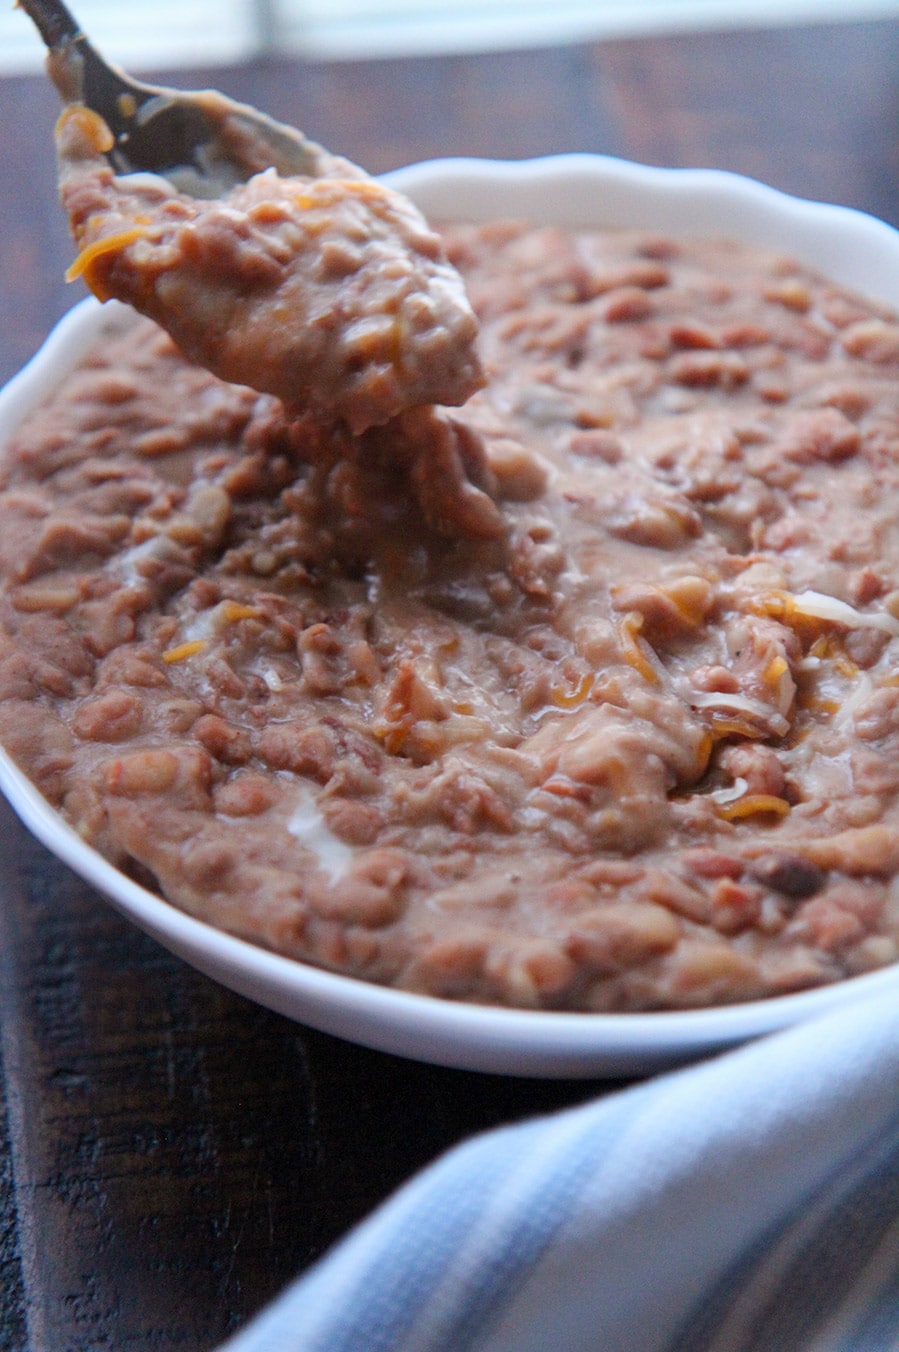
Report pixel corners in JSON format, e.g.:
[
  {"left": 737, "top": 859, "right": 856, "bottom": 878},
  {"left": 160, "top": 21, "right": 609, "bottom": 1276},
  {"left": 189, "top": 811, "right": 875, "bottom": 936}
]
[
  {"left": 18, "top": 0, "right": 330, "bottom": 196},
  {"left": 16, "top": 0, "right": 498, "bottom": 533}
]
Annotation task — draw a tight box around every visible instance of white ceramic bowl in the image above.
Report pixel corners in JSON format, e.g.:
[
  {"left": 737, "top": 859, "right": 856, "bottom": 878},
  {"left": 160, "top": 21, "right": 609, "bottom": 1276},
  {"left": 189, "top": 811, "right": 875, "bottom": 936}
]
[{"left": 3, "top": 154, "right": 899, "bottom": 1079}]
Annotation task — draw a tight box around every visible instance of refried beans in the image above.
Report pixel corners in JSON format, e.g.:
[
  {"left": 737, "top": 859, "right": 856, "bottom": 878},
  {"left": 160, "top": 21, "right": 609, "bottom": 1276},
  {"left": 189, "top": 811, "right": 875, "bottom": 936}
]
[
  {"left": 3, "top": 220, "right": 899, "bottom": 1012},
  {"left": 54, "top": 103, "right": 484, "bottom": 433}
]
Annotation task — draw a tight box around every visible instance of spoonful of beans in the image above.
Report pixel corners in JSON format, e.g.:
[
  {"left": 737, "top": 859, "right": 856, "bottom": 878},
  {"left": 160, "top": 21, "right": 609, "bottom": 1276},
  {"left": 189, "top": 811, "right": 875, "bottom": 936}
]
[{"left": 17, "top": 0, "right": 491, "bottom": 458}]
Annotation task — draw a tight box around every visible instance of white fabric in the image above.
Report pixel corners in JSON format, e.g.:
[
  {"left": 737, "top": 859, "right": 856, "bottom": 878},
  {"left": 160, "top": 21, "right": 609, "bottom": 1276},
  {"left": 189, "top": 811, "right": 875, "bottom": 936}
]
[{"left": 219, "top": 991, "right": 899, "bottom": 1352}]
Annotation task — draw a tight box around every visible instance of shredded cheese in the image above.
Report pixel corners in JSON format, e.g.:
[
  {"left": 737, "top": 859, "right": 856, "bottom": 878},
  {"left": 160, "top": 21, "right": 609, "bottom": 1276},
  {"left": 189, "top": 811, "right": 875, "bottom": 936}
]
[
  {"left": 219, "top": 601, "right": 260, "bottom": 623},
  {"left": 756, "top": 588, "right": 899, "bottom": 637},
  {"left": 690, "top": 689, "right": 790, "bottom": 738},
  {"left": 162, "top": 639, "right": 207, "bottom": 664},
  {"left": 717, "top": 793, "right": 792, "bottom": 821},
  {"left": 705, "top": 717, "right": 771, "bottom": 742},
  {"left": 550, "top": 671, "right": 594, "bottom": 709},
  {"left": 806, "top": 634, "right": 859, "bottom": 678},
  {"left": 618, "top": 612, "right": 660, "bottom": 685},
  {"left": 792, "top": 590, "right": 899, "bottom": 634},
  {"left": 66, "top": 226, "right": 147, "bottom": 298},
  {"left": 764, "top": 655, "right": 789, "bottom": 685}
]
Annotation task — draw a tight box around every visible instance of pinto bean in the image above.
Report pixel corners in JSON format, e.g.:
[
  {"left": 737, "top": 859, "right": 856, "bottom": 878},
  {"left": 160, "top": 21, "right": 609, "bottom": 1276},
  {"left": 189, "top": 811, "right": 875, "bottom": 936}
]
[{"left": 749, "top": 853, "right": 826, "bottom": 900}]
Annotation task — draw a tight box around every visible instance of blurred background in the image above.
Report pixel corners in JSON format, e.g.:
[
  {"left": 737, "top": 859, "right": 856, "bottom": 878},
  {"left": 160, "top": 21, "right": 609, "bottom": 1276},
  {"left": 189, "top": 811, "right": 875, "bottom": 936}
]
[{"left": 3, "top": 0, "right": 899, "bottom": 72}]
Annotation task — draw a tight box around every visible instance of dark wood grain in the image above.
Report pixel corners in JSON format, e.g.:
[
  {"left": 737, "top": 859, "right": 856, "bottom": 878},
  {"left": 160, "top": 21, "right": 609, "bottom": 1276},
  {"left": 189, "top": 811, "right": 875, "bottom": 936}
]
[
  {"left": 0, "top": 796, "right": 603, "bottom": 1348},
  {"left": 1, "top": 16, "right": 898, "bottom": 1349}
]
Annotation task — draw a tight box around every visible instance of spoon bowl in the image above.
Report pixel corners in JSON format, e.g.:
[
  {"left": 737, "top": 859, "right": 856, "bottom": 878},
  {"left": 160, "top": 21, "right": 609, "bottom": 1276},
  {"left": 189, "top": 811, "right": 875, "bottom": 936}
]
[{"left": 19, "top": 0, "right": 326, "bottom": 194}]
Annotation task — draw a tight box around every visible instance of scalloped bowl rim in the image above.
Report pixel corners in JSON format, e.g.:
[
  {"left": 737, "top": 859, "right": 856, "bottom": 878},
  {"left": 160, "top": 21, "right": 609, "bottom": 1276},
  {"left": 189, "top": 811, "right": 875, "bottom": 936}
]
[{"left": 2, "top": 152, "right": 898, "bottom": 1078}]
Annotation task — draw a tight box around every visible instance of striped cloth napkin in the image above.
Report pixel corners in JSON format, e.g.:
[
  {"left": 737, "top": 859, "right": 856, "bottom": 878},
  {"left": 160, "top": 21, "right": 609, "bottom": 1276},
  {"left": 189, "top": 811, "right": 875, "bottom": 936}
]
[{"left": 219, "top": 990, "right": 899, "bottom": 1352}]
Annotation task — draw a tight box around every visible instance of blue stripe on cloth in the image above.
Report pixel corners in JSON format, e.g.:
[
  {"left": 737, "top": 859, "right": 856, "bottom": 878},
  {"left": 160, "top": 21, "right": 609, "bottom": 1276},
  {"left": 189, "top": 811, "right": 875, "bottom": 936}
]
[
  {"left": 663, "top": 1103, "right": 899, "bottom": 1352},
  {"left": 220, "top": 992, "right": 899, "bottom": 1352},
  {"left": 418, "top": 1095, "right": 644, "bottom": 1352},
  {"left": 291, "top": 1084, "right": 648, "bottom": 1352},
  {"left": 835, "top": 1235, "right": 899, "bottom": 1352}
]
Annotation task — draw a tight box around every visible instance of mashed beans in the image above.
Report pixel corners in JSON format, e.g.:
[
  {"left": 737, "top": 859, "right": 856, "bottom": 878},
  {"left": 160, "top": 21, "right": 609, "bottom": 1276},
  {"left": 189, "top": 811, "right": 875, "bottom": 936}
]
[
  {"left": 3, "top": 221, "right": 899, "bottom": 1011},
  {"left": 54, "top": 104, "right": 483, "bottom": 432}
]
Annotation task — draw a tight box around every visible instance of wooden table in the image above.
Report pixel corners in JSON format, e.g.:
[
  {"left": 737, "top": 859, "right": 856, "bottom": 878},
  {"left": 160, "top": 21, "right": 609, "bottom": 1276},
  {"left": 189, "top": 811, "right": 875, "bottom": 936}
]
[{"left": 1, "top": 16, "right": 898, "bottom": 1349}]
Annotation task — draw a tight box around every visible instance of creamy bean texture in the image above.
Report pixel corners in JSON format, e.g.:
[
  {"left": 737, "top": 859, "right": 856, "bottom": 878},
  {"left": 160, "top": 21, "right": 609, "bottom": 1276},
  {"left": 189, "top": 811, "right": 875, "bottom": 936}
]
[
  {"left": 54, "top": 104, "right": 483, "bottom": 433},
  {"left": 4, "top": 221, "right": 899, "bottom": 1011}
]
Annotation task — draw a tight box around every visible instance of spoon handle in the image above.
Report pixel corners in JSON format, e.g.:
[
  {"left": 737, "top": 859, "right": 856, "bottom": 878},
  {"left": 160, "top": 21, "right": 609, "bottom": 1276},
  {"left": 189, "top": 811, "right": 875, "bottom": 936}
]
[
  {"left": 17, "top": 0, "right": 81, "bottom": 49},
  {"left": 18, "top": 0, "right": 330, "bottom": 189},
  {"left": 18, "top": 0, "right": 208, "bottom": 181}
]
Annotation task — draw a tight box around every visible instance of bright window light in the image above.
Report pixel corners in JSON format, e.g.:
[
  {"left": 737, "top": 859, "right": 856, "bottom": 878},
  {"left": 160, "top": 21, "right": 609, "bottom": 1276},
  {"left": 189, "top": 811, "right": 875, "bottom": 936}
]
[{"left": 2, "top": 0, "right": 897, "bottom": 75}]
